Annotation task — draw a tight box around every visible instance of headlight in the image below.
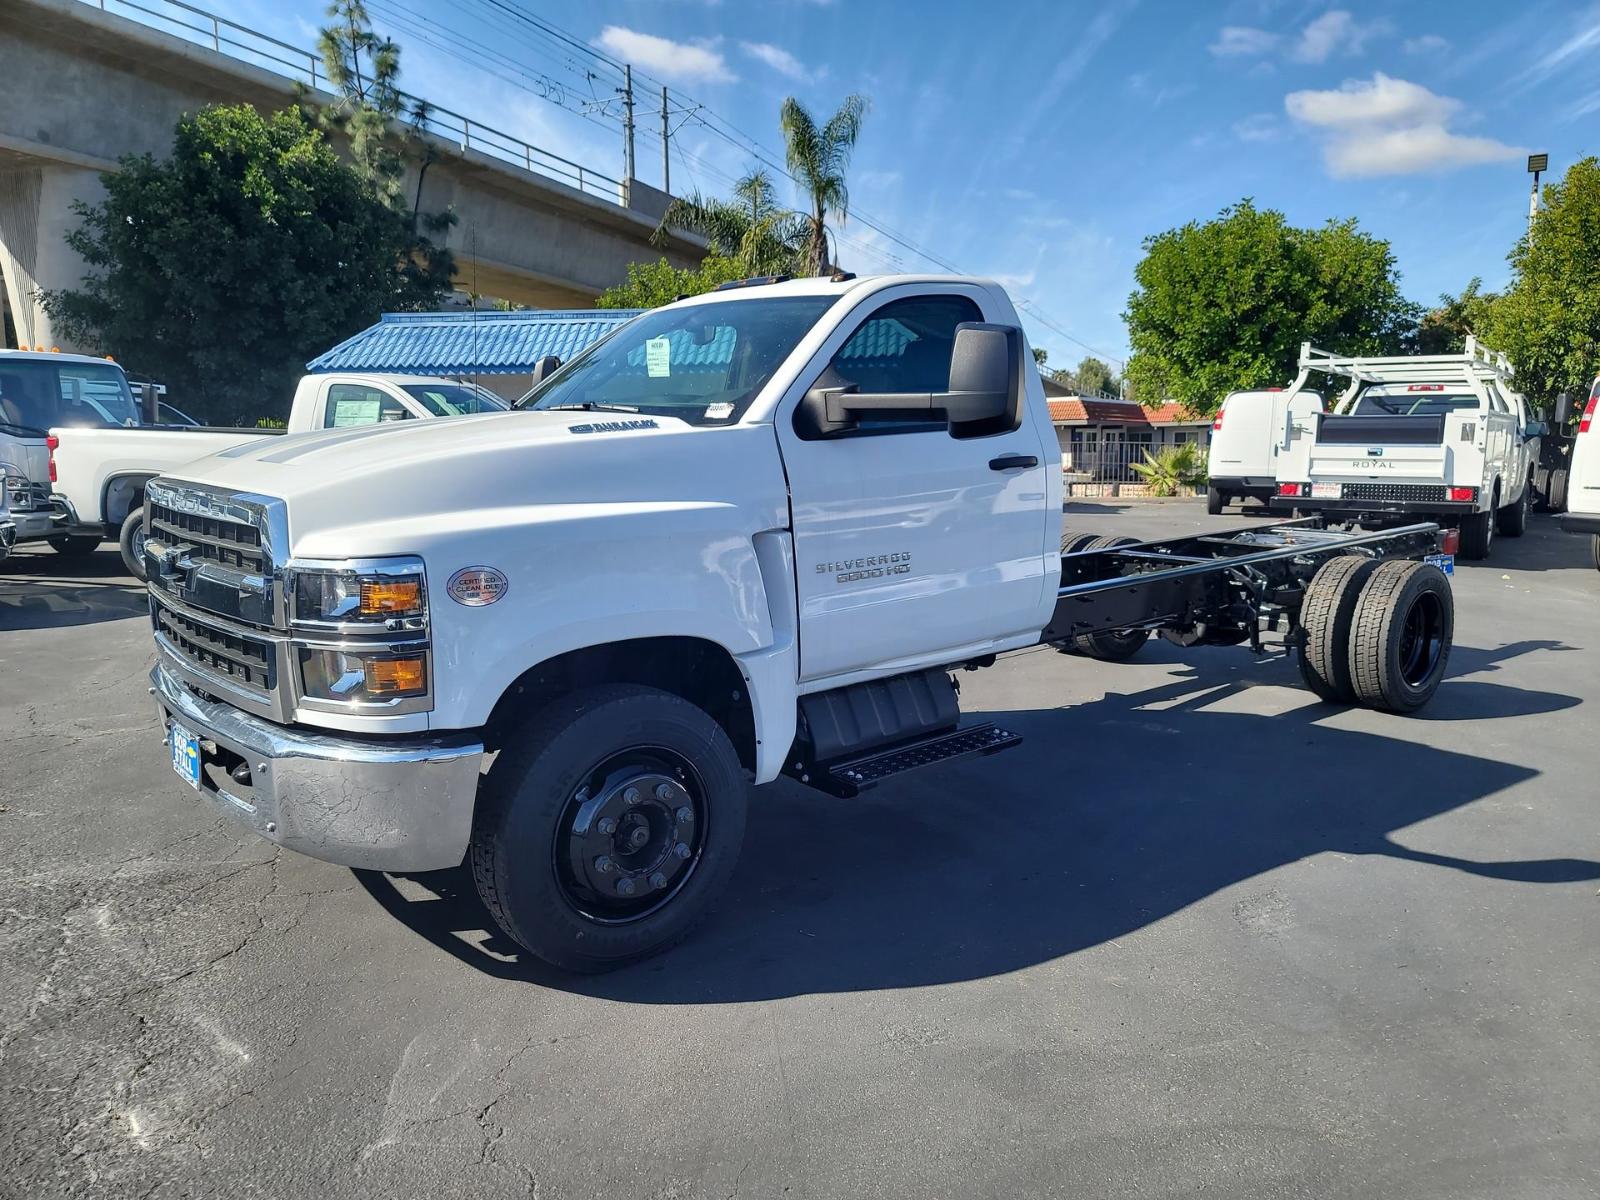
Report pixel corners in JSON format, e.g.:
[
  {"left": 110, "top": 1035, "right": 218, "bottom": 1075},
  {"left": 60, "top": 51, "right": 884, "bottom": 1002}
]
[
  {"left": 291, "top": 557, "right": 426, "bottom": 628},
  {"left": 298, "top": 648, "right": 429, "bottom": 703}
]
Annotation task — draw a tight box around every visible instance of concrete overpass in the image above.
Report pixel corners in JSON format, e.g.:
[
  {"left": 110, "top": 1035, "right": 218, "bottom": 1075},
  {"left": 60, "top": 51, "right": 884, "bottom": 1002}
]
[{"left": 0, "top": 0, "right": 703, "bottom": 351}]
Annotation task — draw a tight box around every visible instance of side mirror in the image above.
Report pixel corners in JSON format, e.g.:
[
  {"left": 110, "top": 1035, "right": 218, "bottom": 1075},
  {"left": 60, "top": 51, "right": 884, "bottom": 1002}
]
[
  {"left": 1525, "top": 420, "right": 1548, "bottom": 439},
  {"left": 528, "top": 355, "right": 562, "bottom": 387},
  {"left": 805, "top": 322, "right": 1019, "bottom": 435},
  {"left": 1553, "top": 391, "right": 1573, "bottom": 426}
]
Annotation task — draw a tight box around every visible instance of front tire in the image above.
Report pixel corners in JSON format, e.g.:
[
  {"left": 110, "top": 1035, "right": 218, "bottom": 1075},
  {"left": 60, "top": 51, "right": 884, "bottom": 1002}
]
[
  {"left": 1348, "top": 560, "right": 1454, "bottom": 713},
  {"left": 471, "top": 685, "right": 748, "bottom": 973},
  {"left": 118, "top": 506, "right": 149, "bottom": 581}
]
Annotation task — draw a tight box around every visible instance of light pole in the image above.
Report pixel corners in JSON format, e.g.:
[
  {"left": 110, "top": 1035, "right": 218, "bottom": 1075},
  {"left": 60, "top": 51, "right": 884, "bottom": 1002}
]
[{"left": 1527, "top": 152, "right": 1548, "bottom": 242}]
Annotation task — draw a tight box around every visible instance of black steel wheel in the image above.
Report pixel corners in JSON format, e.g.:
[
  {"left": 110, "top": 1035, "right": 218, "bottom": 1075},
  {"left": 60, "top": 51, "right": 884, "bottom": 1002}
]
[
  {"left": 1347, "top": 560, "right": 1454, "bottom": 713},
  {"left": 471, "top": 685, "right": 748, "bottom": 972}
]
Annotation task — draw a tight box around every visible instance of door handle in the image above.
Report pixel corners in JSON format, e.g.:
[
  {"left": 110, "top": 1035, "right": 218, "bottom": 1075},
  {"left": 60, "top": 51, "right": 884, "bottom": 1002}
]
[{"left": 989, "top": 454, "right": 1038, "bottom": 471}]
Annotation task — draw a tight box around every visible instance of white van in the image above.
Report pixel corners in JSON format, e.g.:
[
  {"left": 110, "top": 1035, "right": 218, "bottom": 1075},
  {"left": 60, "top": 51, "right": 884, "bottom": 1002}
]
[
  {"left": 1206, "top": 388, "right": 1323, "bottom": 513},
  {"left": 1559, "top": 375, "right": 1600, "bottom": 571}
]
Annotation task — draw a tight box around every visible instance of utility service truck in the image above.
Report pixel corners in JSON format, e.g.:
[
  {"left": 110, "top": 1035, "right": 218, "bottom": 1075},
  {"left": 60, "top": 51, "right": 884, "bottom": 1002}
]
[
  {"left": 145, "top": 275, "right": 1459, "bottom": 972},
  {"left": 0, "top": 350, "right": 505, "bottom": 576},
  {"left": 1270, "top": 338, "right": 1543, "bottom": 560}
]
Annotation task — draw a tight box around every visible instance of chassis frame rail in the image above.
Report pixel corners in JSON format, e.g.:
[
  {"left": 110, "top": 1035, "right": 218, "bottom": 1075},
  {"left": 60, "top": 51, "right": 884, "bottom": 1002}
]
[{"left": 1043, "top": 518, "right": 1443, "bottom": 647}]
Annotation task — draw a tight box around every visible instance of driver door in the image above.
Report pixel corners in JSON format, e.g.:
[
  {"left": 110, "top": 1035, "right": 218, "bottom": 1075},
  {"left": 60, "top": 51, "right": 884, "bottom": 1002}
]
[{"left": 775, "top": 287, "right": 1054, "bottom": 682}]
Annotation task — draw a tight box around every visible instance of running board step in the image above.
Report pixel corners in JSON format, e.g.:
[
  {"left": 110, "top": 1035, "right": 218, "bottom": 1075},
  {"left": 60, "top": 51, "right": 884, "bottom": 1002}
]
[{"left": 817, "top": 723, "right": 1023, "bottom": 798}]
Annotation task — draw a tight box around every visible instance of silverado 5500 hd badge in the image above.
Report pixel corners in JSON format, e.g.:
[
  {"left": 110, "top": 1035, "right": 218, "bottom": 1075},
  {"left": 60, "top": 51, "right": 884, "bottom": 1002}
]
[{"left": 817, "top": 552, "right": 912, "bottom": 583}]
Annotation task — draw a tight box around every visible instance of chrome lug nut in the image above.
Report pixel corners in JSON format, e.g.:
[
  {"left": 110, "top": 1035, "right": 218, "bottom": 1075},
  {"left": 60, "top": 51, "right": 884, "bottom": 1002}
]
[
  {"left": 623, "top": 787, "right": 641, "bottom": 806},
  {"left": 594, "top": 855, "right": 614, "bottom": 874},
  {"left": 616, "top": 877, "right": 637, "bottom": 896},
  {"left": 597, "top": 817, "right": 617, "bottom": 835},
  {"left": 649, "top": 871, "right": 668, "bottom": 890},
  {"left": 654, "top": 782, "right": 674, "bottom": 801},
  {"left": 675, "top": 806, "right": 693, "bottom": 825},
  {"left": 673, "top": 842, "right": 691, "bottom": 860}
]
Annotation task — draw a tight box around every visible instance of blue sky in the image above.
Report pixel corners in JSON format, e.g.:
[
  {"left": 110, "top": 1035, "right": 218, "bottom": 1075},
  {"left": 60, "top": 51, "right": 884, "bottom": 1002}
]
[{"left": 199, "top": 0, "right": 1600, "bottom": 368}]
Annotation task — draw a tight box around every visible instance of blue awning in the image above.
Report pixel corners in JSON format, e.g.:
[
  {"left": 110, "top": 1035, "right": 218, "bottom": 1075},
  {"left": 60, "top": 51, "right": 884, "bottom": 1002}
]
[{"left": 306, "top": 309, "right": 645, "bottom": 375}]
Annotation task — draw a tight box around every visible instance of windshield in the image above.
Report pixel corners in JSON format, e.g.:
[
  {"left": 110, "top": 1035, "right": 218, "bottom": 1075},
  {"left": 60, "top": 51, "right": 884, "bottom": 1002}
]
[
  {"left": 0, "top": 360, "right": 140, "bottom": 430},
  {"left": 519, "top": 295, "right": 836, "bottom": 425},
  {"left": 401, "top": 381, "right": 508, "bottom": 416},
  {"left": 1353, "top": 387, "right": 1479, "bottom": 417}
]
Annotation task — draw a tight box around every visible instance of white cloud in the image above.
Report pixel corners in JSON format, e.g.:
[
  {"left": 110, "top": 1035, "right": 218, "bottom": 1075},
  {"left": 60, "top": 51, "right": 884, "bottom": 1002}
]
[
  {"left": 1291, "top": 10, "right": 1388, "bottom": 63},
  {"left": 1210, "top": 26, "right": 1280, "bottom": 56},
  {"left": 1404, "top": 34, "right": 1451, "bottom": 55},
  {"left": 1232, "top": 113, "right": 1280, "bottom": 142},
  {"left": 593, "top": 26, "right": 735, "bottom": 84},
  {"left": 1519, "top": 19, "right": 1600, "bottom": 88},
  {"left": 739, "top": 40, "right": 810, "bottom": 82},
  {"left": 1285, "top": 73, "right": 1523, "bottom": 177}
]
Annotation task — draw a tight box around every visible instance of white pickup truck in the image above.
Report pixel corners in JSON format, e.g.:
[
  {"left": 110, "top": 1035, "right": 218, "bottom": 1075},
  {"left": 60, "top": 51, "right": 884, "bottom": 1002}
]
[
  {"left": 1559, "top": 376, "right": 1600, "bottom": 572},
  {"left": 145, "top": 274, "right": 1458, "bottom": 972},
  {"left": 1271, "top": 339, "right": 1543, "bottom": 560},
  {"left": 0, "top": 350, "right": 505, "bottom": 576}
]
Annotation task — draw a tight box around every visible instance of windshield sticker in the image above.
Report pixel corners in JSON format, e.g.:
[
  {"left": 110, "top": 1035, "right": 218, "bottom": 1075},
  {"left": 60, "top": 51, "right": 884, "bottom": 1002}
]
[
  {"left": 331, "top": 398, "right": 382, "bottom": 426},
  {"left": 704, "top": 402, "right": 734, "bottom": 420},
  {"left": 645, "top": 336, "right": 672, "bottom": 378}
]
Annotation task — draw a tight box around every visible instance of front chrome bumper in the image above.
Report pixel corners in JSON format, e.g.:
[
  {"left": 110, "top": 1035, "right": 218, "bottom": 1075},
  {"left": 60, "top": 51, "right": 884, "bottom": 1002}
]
[{"left": 151, "top": 660, "right": 484, "bottom": 871}]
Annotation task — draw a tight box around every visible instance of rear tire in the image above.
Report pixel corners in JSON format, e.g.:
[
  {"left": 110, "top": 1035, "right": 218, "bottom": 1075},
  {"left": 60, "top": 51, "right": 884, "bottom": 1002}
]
[
  {"left": 1592, "top": 534, "right": 1600, "bottom": 573},
  {"left": 1458, "top": 507, "right": 1494, "bottom": 560},
  {"left": 1297, "top": 555, "right": 1380, "bottom": 703},
  {"left": 1207, "top": 486, "right": 1225, "bottom": 515},
  {"left": 470, "top": 685, "right": 748, "bottom": 973},
  {"left": 48, "top": 535, "right": 100, "bottom": 558},
  {"left": 1547, "top": 468, "right": 1569, "bottom": 513},
  {"left": 118, "top": 507, "right": 148, "bottom": 581},
  {"left": 1496, "top": 481, "right": 1529, "bottom": 537},
  {"left": 1348, "top": 560, "right": 1453, "bottom": 713}
]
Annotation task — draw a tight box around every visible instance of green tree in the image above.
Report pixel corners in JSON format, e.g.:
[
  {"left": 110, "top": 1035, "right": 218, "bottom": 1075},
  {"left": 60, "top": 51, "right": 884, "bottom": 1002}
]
[
  {"left": 1410, "top": 278, "right": 1497, "bottom": 355},
  {"left": 1124, "top": 200, "right": 1416, "bottom": 415},
  {"left": 1032, "top": 346, "right": 1049, "bottom": 367},
  {"left": 1479, "top": 157, "right": 1600, "bottom": 406},
  {"left": 657, "top": 169, "right": 806, "bottom": 277},
  {"left": 779, "top": 94, "right": 869, "bottom": 275},
  {"left": 41, "top": 104, "right": 452, "bottom": 424},
  {"left": 1074, "top": 356, "right": 1117, "bottom": 396},
  {"left": 596, "top": 254, "right": 746, "bottom": 309}
]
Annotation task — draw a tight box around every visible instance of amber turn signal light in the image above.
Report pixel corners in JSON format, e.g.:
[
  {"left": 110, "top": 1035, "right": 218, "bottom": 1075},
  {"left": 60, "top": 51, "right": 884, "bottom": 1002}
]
[
  {"left": 364, "top": 656, "right": 427, "bottom": 695},
  {"left": 359, "top": 579, "right": 423, "bottom": 616}
]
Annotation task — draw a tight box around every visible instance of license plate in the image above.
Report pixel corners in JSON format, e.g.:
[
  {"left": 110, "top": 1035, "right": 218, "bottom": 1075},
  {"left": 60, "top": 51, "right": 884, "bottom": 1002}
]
[
  {"left": 170, "top": 723, "right": 202, "bottom": 790},
  {"left": 1425, "top": 553, "right": 1455, "bottom": 576},
  {"left": 1310, "top": 483, "right": 1342, "bottom": 499}
]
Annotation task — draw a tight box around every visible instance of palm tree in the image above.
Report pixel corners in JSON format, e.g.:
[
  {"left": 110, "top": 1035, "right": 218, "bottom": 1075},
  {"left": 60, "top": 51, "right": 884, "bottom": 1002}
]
[
  {"left": 779, "top": 93, "right": 869, "bottom": 275},
  {"left": 656, "top": 168, "right": 806, "bottom": 277}
]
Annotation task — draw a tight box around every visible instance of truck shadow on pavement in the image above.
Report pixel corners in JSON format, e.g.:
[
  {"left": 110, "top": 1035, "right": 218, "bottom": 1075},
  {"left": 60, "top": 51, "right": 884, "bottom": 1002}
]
[
  {"left": 357, "top": 640, "right": 1595, "bottom": 1000},
  {"left": 0, "top": 548, "right": 146, "bottom": 630}
]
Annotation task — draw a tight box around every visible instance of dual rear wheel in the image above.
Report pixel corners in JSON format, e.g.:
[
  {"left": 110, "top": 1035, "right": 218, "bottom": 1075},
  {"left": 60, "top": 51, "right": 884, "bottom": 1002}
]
[{"left": 1298, "top": 556, "right": 1452, "bottom": 713}]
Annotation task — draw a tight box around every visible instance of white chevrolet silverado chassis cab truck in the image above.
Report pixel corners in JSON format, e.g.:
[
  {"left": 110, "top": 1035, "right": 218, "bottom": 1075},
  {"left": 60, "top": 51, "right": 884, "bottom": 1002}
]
[{"left": 147, "top": 275, "right": 1457, "bottom": 971}]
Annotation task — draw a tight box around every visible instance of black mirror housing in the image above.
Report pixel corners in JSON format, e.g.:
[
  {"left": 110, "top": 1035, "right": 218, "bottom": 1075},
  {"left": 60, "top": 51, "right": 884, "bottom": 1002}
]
[
  {"left": 529, "top": 355, "right": 562, "bottom": 386},
  {"left": 1553, "top": 391, "right": 1573, "bottom": 426}
]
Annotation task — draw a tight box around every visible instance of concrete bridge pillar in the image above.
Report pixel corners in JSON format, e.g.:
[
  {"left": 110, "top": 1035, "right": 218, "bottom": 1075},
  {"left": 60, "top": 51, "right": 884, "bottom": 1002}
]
[{"left": 0, "top": 163, "right": 103, "bottom": 352}]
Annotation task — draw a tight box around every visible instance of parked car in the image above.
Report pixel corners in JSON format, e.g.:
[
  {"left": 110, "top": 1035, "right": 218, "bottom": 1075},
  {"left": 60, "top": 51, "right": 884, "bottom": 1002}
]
[
  {"left": 1205, "top": 387, "right": 1324, "bottom": 513},
  {"left": 143, "top": 274, "right": 1458, "bottom": 972},
  {"left": 1272, "top": 338, "right": 1541, "bottom": 559},
  {"left": 0, "top": 350, "right": 510, "bottom": 578}
]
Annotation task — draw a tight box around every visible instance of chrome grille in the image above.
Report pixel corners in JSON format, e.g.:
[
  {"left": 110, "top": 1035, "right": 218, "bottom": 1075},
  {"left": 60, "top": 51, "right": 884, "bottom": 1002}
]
[
  {"left": 153, "top": 596, "right": 275, "bottom": 696},
  {"left": 147, "top": 500, "right": 267, "bottom": 573},
  {"left": 1340, "top": 482, "right": 1448, "bottom": 504}
]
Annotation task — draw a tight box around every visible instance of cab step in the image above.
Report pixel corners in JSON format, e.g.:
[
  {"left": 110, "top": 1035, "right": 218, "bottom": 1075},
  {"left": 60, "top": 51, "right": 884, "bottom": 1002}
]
[{"left": 815, "top": 723, "right": 1023, "bottom": 798}]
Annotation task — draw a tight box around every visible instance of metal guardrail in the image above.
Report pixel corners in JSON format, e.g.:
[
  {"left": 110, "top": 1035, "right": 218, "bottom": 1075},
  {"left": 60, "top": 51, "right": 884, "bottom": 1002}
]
[{"left": 79, "top": 0, "right": 624, "bottom": 204}]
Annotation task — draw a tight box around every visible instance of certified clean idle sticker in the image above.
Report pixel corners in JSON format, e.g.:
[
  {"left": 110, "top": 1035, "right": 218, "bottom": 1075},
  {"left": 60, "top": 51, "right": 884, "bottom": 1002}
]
[{"left": 447, "top": 566, "right": 509, "bottom": 606}]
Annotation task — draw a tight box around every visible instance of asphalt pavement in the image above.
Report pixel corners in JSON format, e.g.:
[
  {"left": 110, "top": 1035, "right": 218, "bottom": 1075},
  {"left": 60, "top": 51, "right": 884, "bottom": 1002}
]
[{"left": 2, "top": 501, "right": 1598, "bottom": 1199}]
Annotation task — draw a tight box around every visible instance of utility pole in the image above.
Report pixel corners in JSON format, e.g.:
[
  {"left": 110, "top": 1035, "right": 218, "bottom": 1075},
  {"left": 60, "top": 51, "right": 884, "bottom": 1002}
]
[
  {"left": 1527, "top": 152, "right": 1548, "bottom": 244},
  {"left": 661, "top": 85, "right": 671, "bottom": 195},
  {"left": 620, "top": 64, "right": 636, "bottom": 183}
]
